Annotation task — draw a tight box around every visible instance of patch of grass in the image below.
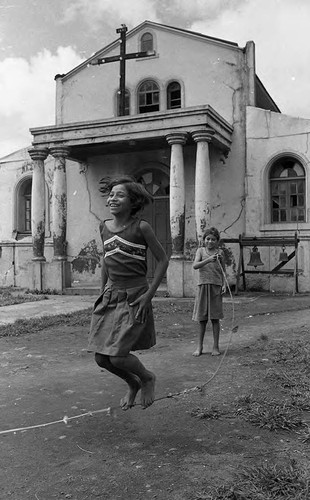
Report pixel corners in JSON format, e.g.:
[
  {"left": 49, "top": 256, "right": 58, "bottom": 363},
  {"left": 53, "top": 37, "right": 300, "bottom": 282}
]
[
  {"left": 0, "top": 290, "right": 48, "bottom": 307},
  {"left": 298, "top": 424, "right": 310, "bottom": 444},
  {"left": 199, "top": 460, "right": 310, "bottom": 500},
  {"left": 272, "top": 340, "right": 310, "bottom": 367},
  {"left": 25, "top": 288, "right": 62, "bottom": 295},
  {"left": 266, "top": 367, "right": 310, "bottom": 393},
  {"left": 190, "top": 406, "right": 225, "bottom": 420},
  {"left": 235, "top": 394, "right": 305, "bottom": 431},
  {"left": 0, "top": 309, "right": 92, "bottom": 338},
  {"left": 265, "top": 339, "right": 310, "bottom": 411}
]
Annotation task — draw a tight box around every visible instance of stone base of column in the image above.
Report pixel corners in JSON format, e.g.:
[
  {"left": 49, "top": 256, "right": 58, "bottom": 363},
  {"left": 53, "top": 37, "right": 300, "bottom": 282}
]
[
  {"left": 31, "top": 261, "right": 45, "bottom": 291},
  {"left": 167, "top": 257, "right": 184, "bottom": 297},
  {"left": 167, "top": 258, "right": 197, "bottom": 298},
  {"left": 184, "top": 260, "right": 197, "bottom": 298},
  {"left": 31, "top": 260, "right": 71, "bottom": 292}
]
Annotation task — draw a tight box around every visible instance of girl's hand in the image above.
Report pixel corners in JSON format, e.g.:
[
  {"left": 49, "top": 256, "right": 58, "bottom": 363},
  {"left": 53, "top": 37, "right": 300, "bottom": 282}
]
[
  {"left": 206, "top": 254, "right": 217, "bottom": 263},
  {"left": 129, "top": 292, "right": 151, "bottom": 323},
  {"left": 221, "top": 284, "right": 226, "bottom": 295}
]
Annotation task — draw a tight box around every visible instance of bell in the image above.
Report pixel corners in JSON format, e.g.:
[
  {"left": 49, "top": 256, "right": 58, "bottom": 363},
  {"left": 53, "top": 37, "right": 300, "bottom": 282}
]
[
  {"left": 279, "top": 247, "right": 288, "bottom": 262},
  {"left": 247, "top": 246, "right": 264, "bottom": 268}
]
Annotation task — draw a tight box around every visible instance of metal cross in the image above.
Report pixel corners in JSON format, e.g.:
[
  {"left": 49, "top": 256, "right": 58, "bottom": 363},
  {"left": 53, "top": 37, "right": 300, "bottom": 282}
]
[{"left": 90, "top": 24, "right": 155, "bottom": 116}]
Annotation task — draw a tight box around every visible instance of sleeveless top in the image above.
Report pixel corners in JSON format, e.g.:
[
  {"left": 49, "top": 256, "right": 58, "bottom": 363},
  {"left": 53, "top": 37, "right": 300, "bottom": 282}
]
[
  {"left": 195, "top": 247, "right": 225, "bottom": 286},
  {"left": 100, "top": 218, "right": 148, "bottom": 282}
]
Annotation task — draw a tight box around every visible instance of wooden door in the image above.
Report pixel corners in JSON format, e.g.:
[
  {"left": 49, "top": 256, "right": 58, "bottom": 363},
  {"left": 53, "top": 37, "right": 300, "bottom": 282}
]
[{"left": 143, "top": 197, "right": 171, "bottom": 279}]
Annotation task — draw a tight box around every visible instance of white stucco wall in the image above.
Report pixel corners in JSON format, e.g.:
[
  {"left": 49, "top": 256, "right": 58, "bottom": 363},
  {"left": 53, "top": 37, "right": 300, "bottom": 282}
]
[
  {"left": 59, "top": 27, "right": 246, "bottom": 126},
  {"left": 0, "top": 150, "right": 54, "bottom": 289},
  {"left": 246, "top": 106, "right": 310, "bottom": 292}
]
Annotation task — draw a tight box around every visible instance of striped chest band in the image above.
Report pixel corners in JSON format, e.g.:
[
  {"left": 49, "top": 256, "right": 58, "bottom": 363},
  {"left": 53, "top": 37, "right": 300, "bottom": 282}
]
[{"left": 104, "top": 235, "right": 147, "bottom": 261}]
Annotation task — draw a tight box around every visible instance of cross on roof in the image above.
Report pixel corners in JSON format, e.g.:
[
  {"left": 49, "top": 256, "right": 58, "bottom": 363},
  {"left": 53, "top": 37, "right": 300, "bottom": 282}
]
[{"left": 90, "top": 25, "right": 156, "bottom": 116}]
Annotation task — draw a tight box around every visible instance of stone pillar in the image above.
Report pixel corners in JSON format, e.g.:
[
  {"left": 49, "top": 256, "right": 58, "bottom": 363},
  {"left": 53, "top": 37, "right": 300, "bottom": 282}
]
[
  {"left": 28, "top": 147, "right": 49, "bottom": 261},
  {"left": 50, "top": 146, "right": 70, "bottom": 260},
  {"left": 166, "top": 132, "right": 187, "bottom": 298},
  {"left": 166, "top": 132, "right": 187, "bottom": 258},
  {"left": 192, "top": 129, "right": 215, "bottom": 242}
]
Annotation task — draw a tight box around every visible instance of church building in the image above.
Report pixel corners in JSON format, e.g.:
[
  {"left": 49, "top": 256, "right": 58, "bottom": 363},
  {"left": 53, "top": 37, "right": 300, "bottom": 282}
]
[{"left": 1, "top": 21, "right": 310, "bottom": 296}]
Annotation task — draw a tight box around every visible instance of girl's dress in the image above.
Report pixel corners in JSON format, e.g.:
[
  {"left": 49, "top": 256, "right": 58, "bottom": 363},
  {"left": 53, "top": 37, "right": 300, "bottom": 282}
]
[
  {"left": 88, "top": 218, "right": 156, "bottom": 356},
  {"left": 192, "top": 247, "right": 225, "bottom": 321}
]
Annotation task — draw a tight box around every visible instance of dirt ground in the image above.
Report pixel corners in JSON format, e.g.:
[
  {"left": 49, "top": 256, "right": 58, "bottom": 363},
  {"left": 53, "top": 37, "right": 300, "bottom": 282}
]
[{"left": 1, "top": 292, "right": 310, "bottom": 500}]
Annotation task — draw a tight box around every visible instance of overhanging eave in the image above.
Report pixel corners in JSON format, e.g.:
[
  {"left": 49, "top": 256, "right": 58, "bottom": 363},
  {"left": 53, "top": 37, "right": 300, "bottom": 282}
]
[{"left": 30, "top": 105, "right": 233, "bottom": 153}]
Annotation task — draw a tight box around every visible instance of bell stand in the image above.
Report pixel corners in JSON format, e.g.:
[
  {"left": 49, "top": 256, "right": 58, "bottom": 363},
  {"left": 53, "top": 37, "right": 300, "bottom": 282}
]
[{"left": 221, "top": 232, "right": 299, "bottom": 295}]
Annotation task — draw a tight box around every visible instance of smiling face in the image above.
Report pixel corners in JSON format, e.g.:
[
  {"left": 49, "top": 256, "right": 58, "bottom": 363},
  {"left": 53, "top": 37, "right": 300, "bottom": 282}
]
[
  {"left": 107, "top": 184, "right": 132, "bottom": 215},
  {"left": 204, "top": 233, "right": 218, "bottom": 251}
]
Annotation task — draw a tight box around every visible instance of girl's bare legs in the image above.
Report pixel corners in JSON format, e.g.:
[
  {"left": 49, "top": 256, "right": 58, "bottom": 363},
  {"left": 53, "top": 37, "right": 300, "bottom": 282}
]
[
  {"left": 110, "top": 354, "right": 155, "bottom": 409},
  {"left": 211, "top": 319, "right": 221, "bottom": 355},
  {"left": 193, "top": 320, "right": 207, "bottom": 356},
  {"left": 95, "top": 353, "right": 141, "bottom": 410}
]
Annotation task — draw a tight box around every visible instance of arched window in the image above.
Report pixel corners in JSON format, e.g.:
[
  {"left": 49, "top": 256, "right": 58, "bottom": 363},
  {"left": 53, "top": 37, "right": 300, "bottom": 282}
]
[
  {"left": 140, "top": 32, "right": 153, "bottom": 53},
  {"left": 117, "top": 89, "right": 130, "bottom": 116},
  {"left": 16, "top": 177, "right": 32, "bottom": 234},
  {"left": 167, "top": 81, "right": 181, "bottom": 109},
  {"left": 137, "top": 170, "right": 170, "bottom": 196},
  {"left": 270, "top": 157, "right": 306, "bottom": 223},
  {"left": 138, "top": 80, "right": 159, "bottom": 114}
]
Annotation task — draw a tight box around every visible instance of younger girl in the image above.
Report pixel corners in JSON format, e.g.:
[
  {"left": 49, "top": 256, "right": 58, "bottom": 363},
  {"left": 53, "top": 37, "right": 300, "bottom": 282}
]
[
  {"left": 192, "top": 227, "right": 226, "bottom": 357},
  {"left": 88, "top": 176, "right": 168, "bottom": 410}
]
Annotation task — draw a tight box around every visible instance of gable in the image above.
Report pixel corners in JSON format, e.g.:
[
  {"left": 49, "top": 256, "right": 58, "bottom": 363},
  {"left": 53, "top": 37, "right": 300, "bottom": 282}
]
[{"left": 55, "top": 21, "right": 246, "bottom": 126}]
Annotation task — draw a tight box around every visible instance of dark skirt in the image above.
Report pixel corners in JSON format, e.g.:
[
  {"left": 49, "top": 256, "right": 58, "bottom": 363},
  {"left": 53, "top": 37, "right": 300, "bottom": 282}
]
[
  {"left": 88, "top": 278, "right": 156, "bottom": 356},
  {"left": 192, "top": 284, "right": 223, "bottom": 321}
]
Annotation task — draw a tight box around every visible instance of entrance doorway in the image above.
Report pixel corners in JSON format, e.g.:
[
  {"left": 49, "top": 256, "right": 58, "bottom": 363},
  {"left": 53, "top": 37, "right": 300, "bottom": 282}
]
[{"left": 136, "top": 169, "right": 171, "bottom": 279}]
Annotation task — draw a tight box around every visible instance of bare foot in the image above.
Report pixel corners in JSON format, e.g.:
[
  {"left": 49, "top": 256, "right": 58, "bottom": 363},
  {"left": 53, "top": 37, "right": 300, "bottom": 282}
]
[
  {"left": 140, "top": 373, "right": 156, "bottom": 409},
  {"left": 192, "top": 349, "right": 202, "bottom": 357},
  {"left": 120, "top": 377, "right": 141, "bottom": 411},
  {"left": 211, "top": 349, "right": 221, "bottom": 356}
]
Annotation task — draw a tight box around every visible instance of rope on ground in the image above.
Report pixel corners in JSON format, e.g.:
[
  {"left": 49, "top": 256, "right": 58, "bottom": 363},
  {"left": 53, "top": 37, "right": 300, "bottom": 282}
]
[{"left": 0, "top": 259, "right": 238, "bottom": 436}]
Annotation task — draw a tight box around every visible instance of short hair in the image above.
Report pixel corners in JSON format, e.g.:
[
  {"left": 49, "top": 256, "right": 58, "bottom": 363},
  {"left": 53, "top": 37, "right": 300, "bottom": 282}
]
[
  {"left": 99, "top": 175, "right": 153, "bottom": 215},
  {"left": 203, "top": 226, "right": 220, "bottom": 241}
]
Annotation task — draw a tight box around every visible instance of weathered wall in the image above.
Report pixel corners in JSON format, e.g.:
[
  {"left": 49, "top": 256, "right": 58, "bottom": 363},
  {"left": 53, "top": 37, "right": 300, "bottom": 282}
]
[
  {"left": 59, "top": 27, "right": 245, "bottom": 125},
  {"left": 0, "top": 150, "right": 54, "bottom": 289},
  {"left": 58, "top": 26, "right": 249, "bottom": 279},
  {"left": 246, "top": 107, "right": 310, "bottom": 292}
]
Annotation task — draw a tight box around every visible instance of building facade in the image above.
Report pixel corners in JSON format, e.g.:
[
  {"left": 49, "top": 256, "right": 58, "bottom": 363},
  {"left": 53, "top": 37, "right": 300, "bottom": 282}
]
[{"left": 0, "top": 21, "right": 309, "bottom": 295}]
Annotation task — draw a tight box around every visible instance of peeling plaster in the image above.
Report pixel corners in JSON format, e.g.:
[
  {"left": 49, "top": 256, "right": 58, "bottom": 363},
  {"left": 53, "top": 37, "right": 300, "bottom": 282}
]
[
  {"left": 184, "top": 238, "right": 197, "bottom": 260},
  {"left": 71, "top": 239, "right": 102, "bottom": 274},
  {"left": 221, "top": 245, "right": 235, "bottom": 269},
  {"left": 53, "top": 235, "right": 66, "bottom": 256},
  {"left": 33, "top": 221, "right": 45, "bottom": 257},
  {"left": 171, "top": 212, "right": 185, "bottom": 254}
]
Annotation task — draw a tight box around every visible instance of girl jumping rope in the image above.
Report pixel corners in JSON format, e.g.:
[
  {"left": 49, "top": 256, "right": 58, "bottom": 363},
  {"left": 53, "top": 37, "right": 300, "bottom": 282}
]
[
  {"left": 192, "top": 227, "right": 226, "bottom": 357},
  {"left": 88, "top": 176, "right": 168, "bottom": 410}
]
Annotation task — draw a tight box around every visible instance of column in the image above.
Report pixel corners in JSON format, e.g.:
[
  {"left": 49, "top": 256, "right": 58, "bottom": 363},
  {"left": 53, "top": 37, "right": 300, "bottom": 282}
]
[
  {"left": 50, "top": 146, "right": 70, "bottom": 260},
  {"left": 166, "top": 132, "right": 187, "bottom": 258},
  {"left": 192, "top": 128, "right": 215, "bottom": 242},
  {"left": 28, "top": 147, "right": 49, "bottom": 261}
]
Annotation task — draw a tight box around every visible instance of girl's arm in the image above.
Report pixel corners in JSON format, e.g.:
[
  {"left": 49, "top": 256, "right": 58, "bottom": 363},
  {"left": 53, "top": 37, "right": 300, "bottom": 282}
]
[
  {"left": 218, "top": 250, "right": 227, "bottom": 292},
  {"left": 100, "top": 257, "right": 109, "bottom": 294},
  {"left": 129, "top": 221, "right": 168, "bottom": 321},
  {"left": 193, "top": 248, "right": 217, "bottom": 269},
  {"left": 140, "top": 220, "right": 168, "bottom": 299}
]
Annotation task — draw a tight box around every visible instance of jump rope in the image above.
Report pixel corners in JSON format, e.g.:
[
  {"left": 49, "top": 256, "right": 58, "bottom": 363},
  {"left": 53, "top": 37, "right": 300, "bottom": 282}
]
[{"left": 0, "top": 252, "right": 238, "bottom": 436}]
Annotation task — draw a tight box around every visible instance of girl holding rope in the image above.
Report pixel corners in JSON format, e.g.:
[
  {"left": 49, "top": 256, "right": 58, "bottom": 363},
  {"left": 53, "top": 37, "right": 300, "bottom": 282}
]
[
  {"left": 192, "top": 227, "right": 226, "bottom": 357},
  {"left": 88, "top": 176, "right": 168, "bottom": 410}
]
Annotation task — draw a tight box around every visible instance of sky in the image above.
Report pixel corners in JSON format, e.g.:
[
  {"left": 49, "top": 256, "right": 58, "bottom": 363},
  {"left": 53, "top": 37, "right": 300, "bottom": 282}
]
[{"left": 0, "top": 0, "right": 310, "bottom": 158}]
